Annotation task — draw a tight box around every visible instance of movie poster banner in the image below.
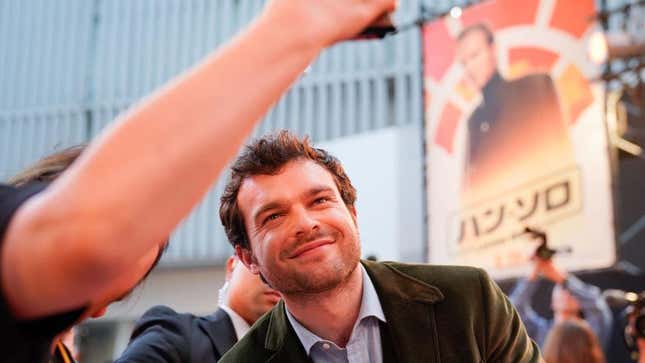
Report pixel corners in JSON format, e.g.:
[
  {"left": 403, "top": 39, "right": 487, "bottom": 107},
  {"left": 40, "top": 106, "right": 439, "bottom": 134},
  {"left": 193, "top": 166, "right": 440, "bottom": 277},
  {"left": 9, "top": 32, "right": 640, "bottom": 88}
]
[{"left": 423, "top": 0, "right": 615, "bottom": 279}]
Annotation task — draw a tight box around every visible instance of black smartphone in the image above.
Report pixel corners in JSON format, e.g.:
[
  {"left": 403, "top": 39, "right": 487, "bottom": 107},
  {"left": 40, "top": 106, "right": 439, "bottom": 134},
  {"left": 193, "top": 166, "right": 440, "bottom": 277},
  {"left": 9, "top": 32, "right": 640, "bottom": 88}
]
[{"left": 357, "top": 13, "right": 396, "bottom": 39}]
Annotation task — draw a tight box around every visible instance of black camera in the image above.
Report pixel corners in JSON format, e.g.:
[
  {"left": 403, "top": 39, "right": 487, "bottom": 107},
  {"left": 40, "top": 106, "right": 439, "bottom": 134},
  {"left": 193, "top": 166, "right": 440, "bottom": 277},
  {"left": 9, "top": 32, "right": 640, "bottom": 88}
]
[
  {"left": 604, "top": 289, "right": 645, "bottom": 360},
  {"left": 521, "top": 227, "right": 573, "bottom": 260},
  {"left": 522, "top": 227, "right": 555, "bottom": 260}
]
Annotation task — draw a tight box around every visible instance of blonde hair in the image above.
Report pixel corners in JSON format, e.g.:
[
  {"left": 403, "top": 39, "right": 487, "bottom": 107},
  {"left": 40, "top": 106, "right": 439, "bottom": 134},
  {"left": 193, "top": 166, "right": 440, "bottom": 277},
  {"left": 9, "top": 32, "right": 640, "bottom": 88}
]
[
  {"left": 543, "top": 320, "right": 605, "bottom": 363},
  {"left": 7, "top": 145, "right": 84, "bottom": 186}
]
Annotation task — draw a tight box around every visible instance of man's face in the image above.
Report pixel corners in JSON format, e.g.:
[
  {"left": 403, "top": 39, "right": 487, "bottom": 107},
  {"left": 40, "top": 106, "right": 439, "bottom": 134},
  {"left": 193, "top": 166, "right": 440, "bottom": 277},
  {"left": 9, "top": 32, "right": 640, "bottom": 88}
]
[
  {"left": 226, "top": 257, "right": 280, "bottom": 324},
  {"left": 456, "top": 29, "right": 497, "bottom": 90},
  {"left": 552, "top": 285, "right": 581, "bottom": 323},
  {"left": 236, "top": 159, "right": 361, "bottom": 296}
]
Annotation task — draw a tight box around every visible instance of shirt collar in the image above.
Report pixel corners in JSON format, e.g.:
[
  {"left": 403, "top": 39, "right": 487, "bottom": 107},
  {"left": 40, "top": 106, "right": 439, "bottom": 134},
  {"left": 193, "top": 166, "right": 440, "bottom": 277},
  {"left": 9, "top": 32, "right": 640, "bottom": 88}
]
[
  {"left": 285, "top": 264, "right": 386, "bottom": 354},
  {"left": 219, "top": 304, "right": 251, "bottom": 340},
  {"left": 357, "top": 264, "right": 386, "bottom": 324}
]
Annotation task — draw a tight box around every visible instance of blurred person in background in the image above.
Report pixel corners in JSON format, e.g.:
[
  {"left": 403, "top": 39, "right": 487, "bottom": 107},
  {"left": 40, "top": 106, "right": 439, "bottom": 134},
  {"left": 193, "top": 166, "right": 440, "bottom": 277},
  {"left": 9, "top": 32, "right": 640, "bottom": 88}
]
[
  {"left": 542, "top": 319, "right": 605, "bottom": 363},
  {"left": 115, "top": 255, "right": 280, "bottom": 362},
  {"left": 623, "top": 300, "right": 645, "bottom": 363},
  {"left": 629, "top": 317, "right": 645, "bottom": 363},
  {"left": 510, "top": 257, "right": 613, "bottom": 351},
  {"left": 0, "top": 1, "right": 396, "bottom": 362}
]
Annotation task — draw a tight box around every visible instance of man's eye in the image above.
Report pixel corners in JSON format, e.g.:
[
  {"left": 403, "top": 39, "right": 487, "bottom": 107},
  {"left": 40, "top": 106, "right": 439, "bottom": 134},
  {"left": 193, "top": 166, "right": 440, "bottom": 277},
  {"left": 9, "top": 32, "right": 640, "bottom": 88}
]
[
  {"left": 264, "top": 213, "right": 281, "bottom": 224},
  {"left": 314, "top": 197, "right": 329, "bottom": 205}
]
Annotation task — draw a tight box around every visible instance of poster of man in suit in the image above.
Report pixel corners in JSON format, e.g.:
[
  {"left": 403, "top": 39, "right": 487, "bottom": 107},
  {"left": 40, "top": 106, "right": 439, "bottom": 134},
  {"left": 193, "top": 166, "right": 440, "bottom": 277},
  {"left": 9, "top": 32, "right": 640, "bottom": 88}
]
[
  {"left": 423, "top": 0, "right": 615, "bottom": 278},
  {"left": 456, "top": 23, "right": 574, "bottom": 201}
]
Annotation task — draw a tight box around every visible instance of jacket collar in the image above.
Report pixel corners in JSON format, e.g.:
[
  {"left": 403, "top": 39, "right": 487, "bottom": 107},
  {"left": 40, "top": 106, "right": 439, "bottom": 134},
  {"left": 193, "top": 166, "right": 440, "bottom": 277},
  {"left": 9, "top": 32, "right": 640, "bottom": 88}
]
[
  {"left": 361, "top": 260, "right": 444, "bottom": 304},
  {"left": 263, "top": 260, "right": 445, "bottom": 363},
  {"left": 265, "top": 301, "right": 311, "bottom": 362},
  {"left": 362, "top": 260, "right": 444, "bottom": 363},
  {"left": 201, "top": 308, "right": 238, "bottom": 357}
]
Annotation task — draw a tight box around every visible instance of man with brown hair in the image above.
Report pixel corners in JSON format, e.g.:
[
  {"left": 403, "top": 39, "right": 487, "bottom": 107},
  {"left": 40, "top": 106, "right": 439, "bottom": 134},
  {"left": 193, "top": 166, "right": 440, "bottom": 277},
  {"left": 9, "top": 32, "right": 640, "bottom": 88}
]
[{"left": 218, "top": 130, "right": 541, "bottom": 362}]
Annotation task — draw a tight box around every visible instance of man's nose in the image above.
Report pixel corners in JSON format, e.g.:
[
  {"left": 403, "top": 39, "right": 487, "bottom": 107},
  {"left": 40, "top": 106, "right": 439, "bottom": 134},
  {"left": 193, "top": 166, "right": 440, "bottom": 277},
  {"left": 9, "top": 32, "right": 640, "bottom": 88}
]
[{"left": 292, "top": 205, "right": 319, "bottom": 237}]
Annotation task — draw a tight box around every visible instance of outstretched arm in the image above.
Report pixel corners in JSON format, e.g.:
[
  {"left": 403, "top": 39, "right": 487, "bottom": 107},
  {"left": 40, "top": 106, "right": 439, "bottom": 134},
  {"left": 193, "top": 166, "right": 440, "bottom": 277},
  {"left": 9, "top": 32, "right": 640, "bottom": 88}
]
[
  {"left": 509, "top": 276, "right": 550, "bottom": 344},
  {"left": 2, "top": 0, "right": 396, "bottom": 319}
]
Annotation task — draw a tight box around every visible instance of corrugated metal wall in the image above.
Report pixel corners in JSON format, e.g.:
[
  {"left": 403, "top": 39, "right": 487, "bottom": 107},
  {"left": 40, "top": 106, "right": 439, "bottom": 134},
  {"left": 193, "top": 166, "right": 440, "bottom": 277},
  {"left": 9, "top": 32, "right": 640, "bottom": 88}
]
[
  {"left": 0, "top": 0, "right": 92, "bottom": 180},
  {"left": 0, "top": 0, "right": 622, "bottom": 265}
]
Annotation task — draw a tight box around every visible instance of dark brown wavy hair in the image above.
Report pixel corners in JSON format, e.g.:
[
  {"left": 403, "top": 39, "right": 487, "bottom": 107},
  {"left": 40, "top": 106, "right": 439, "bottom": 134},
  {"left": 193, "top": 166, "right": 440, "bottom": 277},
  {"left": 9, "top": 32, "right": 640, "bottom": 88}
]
[{"left": 219, "top": 130, "right": 356, "bottom": 250}]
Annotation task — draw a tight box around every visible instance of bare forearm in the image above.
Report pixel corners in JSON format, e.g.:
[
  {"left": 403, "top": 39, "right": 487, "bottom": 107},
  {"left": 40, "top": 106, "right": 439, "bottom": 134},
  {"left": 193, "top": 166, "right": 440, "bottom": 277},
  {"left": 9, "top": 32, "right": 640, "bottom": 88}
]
[{"left": 51, "top": 13, "right": 319, "bottom": 253}]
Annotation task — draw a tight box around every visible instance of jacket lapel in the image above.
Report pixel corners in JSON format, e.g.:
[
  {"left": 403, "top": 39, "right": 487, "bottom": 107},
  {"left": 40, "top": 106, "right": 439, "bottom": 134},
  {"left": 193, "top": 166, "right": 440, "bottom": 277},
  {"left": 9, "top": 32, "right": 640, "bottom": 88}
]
[
  {"left": 362, "top": 260, "right": 445, "bottom": 363},
  {"left": 264, "top": 300, "right": 312, "bottom": 363},
  {"left": 201, "top": 308, "right": 238, "bottom": 357},
  {"left": 261, "top": 261, "right": 446, "bottom": 363}
]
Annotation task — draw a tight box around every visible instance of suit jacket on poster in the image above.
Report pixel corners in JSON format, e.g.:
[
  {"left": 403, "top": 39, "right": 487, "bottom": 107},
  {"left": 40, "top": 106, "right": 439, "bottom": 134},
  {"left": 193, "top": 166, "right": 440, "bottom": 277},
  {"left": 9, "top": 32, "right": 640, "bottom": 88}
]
[
  {"left": 115, "top": 306, "right": 238, "bottom": 363},
  {"left": 219, "top": 260, "right": 541, "bottom": 363},
  {"left": 463, "top": 71, "right": 572, "bottom": 191}
]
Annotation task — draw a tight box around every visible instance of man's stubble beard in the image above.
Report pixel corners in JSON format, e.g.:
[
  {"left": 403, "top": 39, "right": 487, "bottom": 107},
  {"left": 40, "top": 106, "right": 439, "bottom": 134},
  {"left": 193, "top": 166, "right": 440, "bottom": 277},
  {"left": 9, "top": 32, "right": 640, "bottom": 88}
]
[{"left": 258, "top": 226, "right": 361, "bottom": 296}]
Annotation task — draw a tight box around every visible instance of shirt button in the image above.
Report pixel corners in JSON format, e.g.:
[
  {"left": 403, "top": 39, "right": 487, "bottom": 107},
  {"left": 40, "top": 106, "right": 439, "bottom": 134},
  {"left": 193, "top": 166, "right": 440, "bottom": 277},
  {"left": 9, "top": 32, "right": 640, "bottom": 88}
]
[{"left": 322, "top": 343, "right": 331, "bottom": 350}]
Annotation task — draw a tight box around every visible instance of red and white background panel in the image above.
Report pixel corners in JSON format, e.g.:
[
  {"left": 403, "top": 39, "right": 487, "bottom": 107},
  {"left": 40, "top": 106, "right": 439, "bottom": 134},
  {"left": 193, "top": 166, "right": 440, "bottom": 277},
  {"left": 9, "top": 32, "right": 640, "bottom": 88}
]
[{"left": 423, "top": 0, "right": 615, "bottom": 279}]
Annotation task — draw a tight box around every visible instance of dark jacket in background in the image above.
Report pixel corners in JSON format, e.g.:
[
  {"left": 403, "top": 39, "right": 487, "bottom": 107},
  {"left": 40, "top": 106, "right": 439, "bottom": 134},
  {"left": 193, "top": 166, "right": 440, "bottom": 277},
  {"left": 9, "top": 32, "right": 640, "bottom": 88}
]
[{"left": 115, "top": 306, "right": 237, "bottom": 363}]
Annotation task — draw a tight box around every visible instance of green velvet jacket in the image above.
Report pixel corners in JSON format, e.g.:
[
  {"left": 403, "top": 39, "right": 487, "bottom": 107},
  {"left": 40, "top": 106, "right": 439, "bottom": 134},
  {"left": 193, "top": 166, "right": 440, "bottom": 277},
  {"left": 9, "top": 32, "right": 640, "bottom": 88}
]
[{"left": 219, "top": 260, "right": 542, "bottom": 363}]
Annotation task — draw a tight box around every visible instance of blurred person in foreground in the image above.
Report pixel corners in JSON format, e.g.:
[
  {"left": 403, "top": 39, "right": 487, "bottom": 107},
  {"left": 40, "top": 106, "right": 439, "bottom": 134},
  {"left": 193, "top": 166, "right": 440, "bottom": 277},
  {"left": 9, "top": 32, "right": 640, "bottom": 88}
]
[
  {"left": 115, "top": 256, "right": 280, "bottom": 362},
  {"left": 9, "top": 146, "right": 166, "bottom": 363},
  {"left": 510, "top": 257, "right": 612, "bottom": 350},
  {"left": 542, "top": 319, "right": 605, "bottom": 363},
  {"left": 15, "top": 149, "right": 277, "bottom": 362},
  {"left": 0, "top": 1, "right": 396, "bottom": 362},
  {"left": 218, "top": 131, "right": 541, "bottom": 362}
]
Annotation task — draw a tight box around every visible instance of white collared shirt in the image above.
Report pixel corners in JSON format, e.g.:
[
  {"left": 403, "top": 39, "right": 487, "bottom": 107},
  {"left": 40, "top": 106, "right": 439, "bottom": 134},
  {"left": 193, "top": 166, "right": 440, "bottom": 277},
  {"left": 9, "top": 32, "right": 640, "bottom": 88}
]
[
  {"left": 219, "top": 304, "right": 251, "bottom": 340},
  {"left": 285, "top": 265, "right": 387, "bottom": 363}
]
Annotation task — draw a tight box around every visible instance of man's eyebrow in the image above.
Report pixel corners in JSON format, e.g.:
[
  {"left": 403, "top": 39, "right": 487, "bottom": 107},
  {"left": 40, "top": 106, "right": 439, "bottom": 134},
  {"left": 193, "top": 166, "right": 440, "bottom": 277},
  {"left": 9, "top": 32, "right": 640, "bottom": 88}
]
[
  {"left": 252, "top": 186, "right": 335, "bottom": 222},
  {"left": 253, "top": 201, "right": 283, "bottom": 222},
  {"left": 305, "top": 186, "right": 335, "bottom": 198}
]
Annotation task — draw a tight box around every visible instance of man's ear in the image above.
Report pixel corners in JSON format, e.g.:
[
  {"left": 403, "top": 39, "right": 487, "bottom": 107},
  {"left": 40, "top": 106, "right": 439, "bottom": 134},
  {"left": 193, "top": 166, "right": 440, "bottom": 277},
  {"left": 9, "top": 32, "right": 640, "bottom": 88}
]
[
  {"left": 235, "top": 246, "right": 260, "bottom": 275},
  {"left": 348, "top": 205, "right": 358, "bottom": 224},
  {"left": 224, "top": 256, "right": 236, "bottom": 281}
]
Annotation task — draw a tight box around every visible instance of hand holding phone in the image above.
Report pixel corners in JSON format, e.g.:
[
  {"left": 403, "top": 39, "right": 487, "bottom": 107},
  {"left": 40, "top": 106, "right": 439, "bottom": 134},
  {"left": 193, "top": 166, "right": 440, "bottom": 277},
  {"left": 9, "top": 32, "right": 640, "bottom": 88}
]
[{"left": 357, "top": 13, "right": 396, "bottom": 39}]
